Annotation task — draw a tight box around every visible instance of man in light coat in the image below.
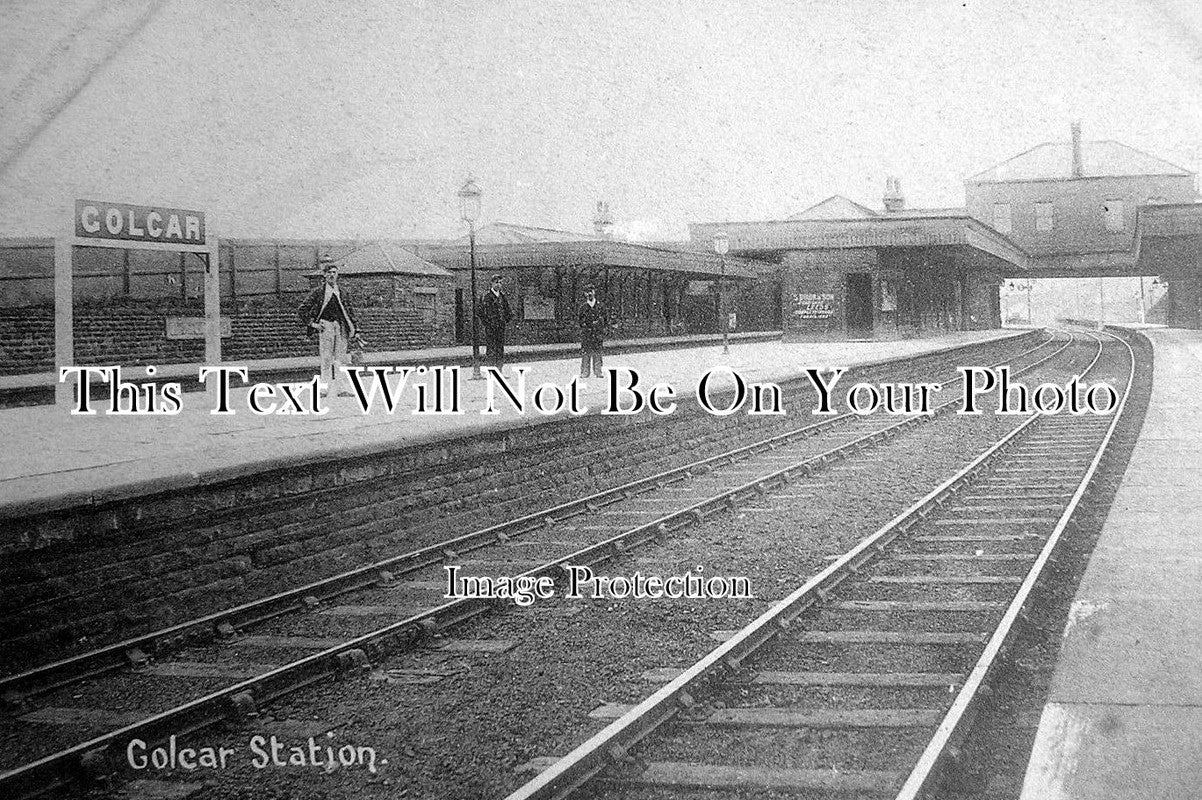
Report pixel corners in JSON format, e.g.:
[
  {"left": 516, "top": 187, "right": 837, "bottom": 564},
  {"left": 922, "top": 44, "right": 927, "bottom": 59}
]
[{"left": 298, "top": 255, "right": 358, "bottom": 396}]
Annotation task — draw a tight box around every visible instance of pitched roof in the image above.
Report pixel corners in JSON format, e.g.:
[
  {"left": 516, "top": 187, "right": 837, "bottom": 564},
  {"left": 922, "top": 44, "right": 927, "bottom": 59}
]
[
  {"left": 456, "top": 222, "right": 601, "bottom": 245},
  {"left": 788, "top": 195, "right": 880, "bottom": 220},
  {"left": 417, "top": 239, "right": 760, "bottom": 279},
  {"left": 334, "top": 241, "right": 452, "bottom": 277},
  {"left": 969, "top": 140, "right": 1192, "bottom": 182}
]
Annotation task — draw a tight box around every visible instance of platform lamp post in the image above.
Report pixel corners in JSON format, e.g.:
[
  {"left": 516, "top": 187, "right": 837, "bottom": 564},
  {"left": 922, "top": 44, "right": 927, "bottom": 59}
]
[
  {"left": 458, "top": 177, "right": 483, "bottom": 379},
  {"left": 713, "top": 230, "right": 730, "bottom": 355}
]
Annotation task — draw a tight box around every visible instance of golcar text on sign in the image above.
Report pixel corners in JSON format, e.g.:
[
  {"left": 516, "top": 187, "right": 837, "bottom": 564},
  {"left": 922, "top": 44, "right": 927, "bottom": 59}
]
[{"left": 75, "top": 200, "right": 206, "bottom": 245}]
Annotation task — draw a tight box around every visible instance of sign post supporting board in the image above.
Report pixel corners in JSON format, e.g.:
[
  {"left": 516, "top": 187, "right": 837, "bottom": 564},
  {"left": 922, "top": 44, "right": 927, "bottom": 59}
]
[{"left": 57, "top": 200, "right": 219, "bottom": 407}]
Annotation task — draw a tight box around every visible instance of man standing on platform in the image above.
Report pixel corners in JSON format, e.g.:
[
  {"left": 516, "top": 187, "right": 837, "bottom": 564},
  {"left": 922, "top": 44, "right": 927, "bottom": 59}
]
[
  {"left": 577, "top": 284, "right": 609, "bottom": 378},
  {"left": 299, "top": 255, "right": 358, "bottom": 397},
  {"left": 479, "top": 273, "right": 513, "bottom": 370}
]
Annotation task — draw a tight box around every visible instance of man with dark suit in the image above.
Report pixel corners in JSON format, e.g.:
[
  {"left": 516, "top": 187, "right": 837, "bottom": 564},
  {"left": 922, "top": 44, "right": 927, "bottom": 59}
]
[
  {"left": 478, "top": 273, "right": 513, "bottom": 370},
  {"left": 298, "top": 255, "right": 358, "bottom": 396},
  {"left": 577, "top": 284, "right": 609, "bottom": 378}
]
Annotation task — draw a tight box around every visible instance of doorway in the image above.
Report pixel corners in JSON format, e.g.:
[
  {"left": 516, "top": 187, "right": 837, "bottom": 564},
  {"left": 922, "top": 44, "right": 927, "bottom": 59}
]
[{"left": 846, "top": 273, "right": 873, "bottom": 333}]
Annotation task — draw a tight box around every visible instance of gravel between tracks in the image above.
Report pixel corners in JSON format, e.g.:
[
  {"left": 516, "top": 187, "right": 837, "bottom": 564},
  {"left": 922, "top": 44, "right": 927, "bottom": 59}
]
[
  {"left": 95, "top": 397, "right": 1041, "bottom": 800},
  {"left": 926, "top": 332, "right": 1153, "bottom": 800}
]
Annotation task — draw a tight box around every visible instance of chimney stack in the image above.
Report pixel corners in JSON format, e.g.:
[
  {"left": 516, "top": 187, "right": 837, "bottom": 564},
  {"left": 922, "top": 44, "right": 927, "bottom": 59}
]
[
  {"left": 883, "top": 176, "right": 905, "bottom": 213},
  {"left": 593, "top": 201, "right": 614, "bottom": 239},
  {"left": 1070, "top": 121, "right": 1083, "bottom": 178}
]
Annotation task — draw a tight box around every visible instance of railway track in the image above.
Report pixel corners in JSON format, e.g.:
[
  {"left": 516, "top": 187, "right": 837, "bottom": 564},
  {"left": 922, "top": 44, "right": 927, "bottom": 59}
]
[
  {"left": 0, "top": 335, "right": 1041, "bottom": 670},
  {"left": 504, "top": 330, "right": 1133, "bottom": 800},
  {"left": 0, "top": 332, "right": 1074, "bottom": 798}
]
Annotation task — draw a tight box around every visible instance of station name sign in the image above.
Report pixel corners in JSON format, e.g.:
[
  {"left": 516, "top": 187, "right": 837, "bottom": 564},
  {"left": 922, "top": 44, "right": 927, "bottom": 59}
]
[{"left": 75, "top": 200, "right": 206, "bottom": 245}]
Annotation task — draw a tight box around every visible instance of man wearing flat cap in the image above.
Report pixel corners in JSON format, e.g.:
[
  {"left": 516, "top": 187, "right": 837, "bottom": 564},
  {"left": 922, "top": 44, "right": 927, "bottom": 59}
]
[
  {"left": 478, "top": 273, "right": 513, "bottom": 370},
  {"left": 577, "top": 284, "right": 609, "bottom": 378},
  {"left": 299, "top": 255, "right": 358, "bottom": 396}
]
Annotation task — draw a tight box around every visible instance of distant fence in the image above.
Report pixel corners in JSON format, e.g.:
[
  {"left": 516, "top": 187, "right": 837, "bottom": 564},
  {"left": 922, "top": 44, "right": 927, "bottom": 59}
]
[
  {"left": 0, "top": 239, "right": 457, "bottom": 375},
  {"left": 0, "top": 239, "right": 366, "bottom": 307}
]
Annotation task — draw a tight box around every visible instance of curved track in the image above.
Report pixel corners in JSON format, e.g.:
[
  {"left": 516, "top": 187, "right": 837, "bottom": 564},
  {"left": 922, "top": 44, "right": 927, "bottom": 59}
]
[
  {"left": 503, "top": 330, "right": 1134, "bottom": 800},
  {"left": 0, "top": 333, "right": 1076, "bottom": 798}
]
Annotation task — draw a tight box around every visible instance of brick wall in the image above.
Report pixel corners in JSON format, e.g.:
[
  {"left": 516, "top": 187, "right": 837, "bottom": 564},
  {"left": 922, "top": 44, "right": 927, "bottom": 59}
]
[
  {"left": 965, "top": 173, "right": 1196, "bottom": 258},
  {"left": 0, "top": 308, "right": 54, "bottom": 372},
  {"left": 781, "top": 248, "right": 877, "bottom": 340},
  {"left": 0, "top": 241, "right": 458, "bottom": 375},
  {"left": 0, "top": 276, "right": 457, "bottom": 375}
]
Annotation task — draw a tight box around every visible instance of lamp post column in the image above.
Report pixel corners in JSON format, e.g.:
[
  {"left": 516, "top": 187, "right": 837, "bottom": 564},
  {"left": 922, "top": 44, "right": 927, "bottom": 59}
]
[
  {"left": 469, "top": 222, "right": 481, "bottom": 379},
  {"left": 720, "top": 254, "right": 729, "bottom": 355},
  {"left": 713, "top": 230, "right": 730, "bottom": 356},
  {"left": 458, "top": 177, "right": 483, "bottom": 379}
]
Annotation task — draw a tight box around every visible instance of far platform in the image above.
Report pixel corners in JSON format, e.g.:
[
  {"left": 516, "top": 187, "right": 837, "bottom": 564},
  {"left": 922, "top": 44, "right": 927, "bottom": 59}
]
[
  {"left": 0, "top": 330, "right": 1024, "bottom": 517},
  {"left": 1020, "top": 327, "right": 1202, "bottom": 800}
]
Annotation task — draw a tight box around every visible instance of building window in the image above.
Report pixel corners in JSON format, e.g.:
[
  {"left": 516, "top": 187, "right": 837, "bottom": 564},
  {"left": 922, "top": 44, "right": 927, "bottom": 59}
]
[
  {"left": 1103, "top": 200, "right": 1124, "bottom": 232},
  {"left": 1035, "top": 201, "right": 1054, "bottom": 232},
  {"left": 992, "top": 203, "right": 1012, "bottom": 234}
]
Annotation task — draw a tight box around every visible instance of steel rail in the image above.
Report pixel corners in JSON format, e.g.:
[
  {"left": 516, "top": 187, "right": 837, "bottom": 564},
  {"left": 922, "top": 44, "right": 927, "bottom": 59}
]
[
  {"left": 892, "top": 328, "right": 1135, "bottom": 799},
  {"left": 502, "top": 331, "right": 1106, "bottom": 800},
  {"left": 495, "top": 330, "right": 1078, "bottom": 590},
  {"left": 0, "top": 336, "right": 1066, "bottom": 797},
  {"left": 0, "top": 333, "right": 1054, "bottom": 702}
]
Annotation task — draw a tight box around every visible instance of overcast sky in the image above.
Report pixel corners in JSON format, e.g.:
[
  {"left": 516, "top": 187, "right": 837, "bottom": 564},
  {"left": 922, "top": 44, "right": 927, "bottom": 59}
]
[{"left": 1, "top": 0, "right": 1201, "bottom": 241}]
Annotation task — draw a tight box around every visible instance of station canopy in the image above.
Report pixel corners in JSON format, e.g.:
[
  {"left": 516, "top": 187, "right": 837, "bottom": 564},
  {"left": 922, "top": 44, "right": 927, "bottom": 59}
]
[
  {"left": 690, "top": 211, "right": 1031, "bottom": 275},
  {"left": 420, "top": 224, "right": 760, "bottom": 280}
]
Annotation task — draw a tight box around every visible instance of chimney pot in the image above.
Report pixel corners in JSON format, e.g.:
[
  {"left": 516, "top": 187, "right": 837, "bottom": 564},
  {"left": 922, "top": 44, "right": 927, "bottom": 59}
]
[
  {"left": 883, "top": 176, "right": 905, "bottom": 213},
  {"left": 593, "top": 200, "right": 614, "bottom": 239}
]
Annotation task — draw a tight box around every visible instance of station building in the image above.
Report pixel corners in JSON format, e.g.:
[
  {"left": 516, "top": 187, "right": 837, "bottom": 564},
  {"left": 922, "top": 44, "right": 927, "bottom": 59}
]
[
  {"left": 4, "top": 125, "right": 1202, "bottom": 376},
  {"left": 687, "top": 124, "right": 1202, "bottom": 339},
  {"left": 0, "top": 226, "right": 767, "bottom": 376},
  {"left": 690, "top": 190, "right": 1028, "bottom": 341},
  {"left": 963, "top": 123, "right": 1202, "bottom": 328},
  {"left": 414, "top": 221, "right": 772, "bottom": 346},
  {"left": 965, "top": 123, "right": 1197, "bottom": 277}
]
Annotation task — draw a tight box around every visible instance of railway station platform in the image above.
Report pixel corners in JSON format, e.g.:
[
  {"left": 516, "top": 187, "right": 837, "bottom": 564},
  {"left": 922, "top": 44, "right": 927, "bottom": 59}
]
[
  {"left": 0, "top": 330, "right": 783, "bottom": 407},
  {"left": 0, "top": 330, "right": 1023, "bottom": 517},
  {"left": 1020, "top": 327, "right": 1202, "bottom": 800}
]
